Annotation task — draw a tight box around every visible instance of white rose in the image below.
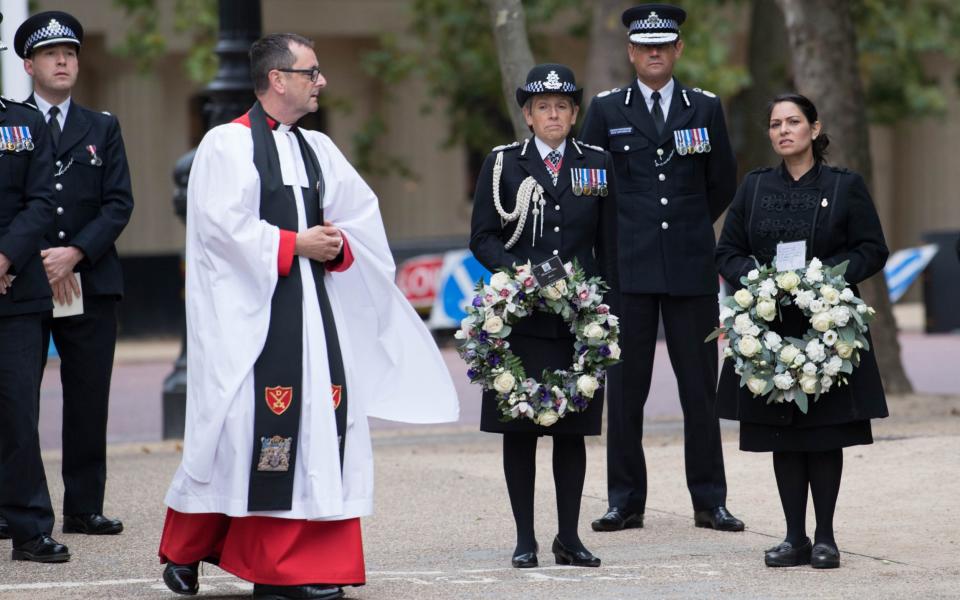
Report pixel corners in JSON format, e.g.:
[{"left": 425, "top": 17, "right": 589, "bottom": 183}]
[
  {"left": 793, "top": 353, "right": 807, "bottom": 367},
  {"left": 734, "top": 289, "right": 755, "bottom": 308},
  {"left": 802, "top": 362, "right": 818, "bottom": 376},
  {"left": 489, "top": 271, "right": 512, "bottom": 291},
  {"left": 820, "top": 285, "right": 840, "bottom": 305},
  {"left": 537, "top": 410, "right": 559, "bottom": 427},
  {"left": 822, "top": 329, "right": 838, "bottom": 346},
  {"left": 747, "top": 325, "right": 762, "bottom": 337},
  {"left": 763, "top": 331, "right": 783, "bottom": 352},
  {"left": 794, "top": 289, "right": 815, "bottom": 309},
  {"left": 723, "top": 345, "right": 734, "bottom": 358},
  {"left": 608, "top": 342, "right": 621, "bottom": 360},
  {"left": 836, "top": 342, "right": 853, "bottom": 359},
  {"left": 840, "top": 288, "right": 854, "bottom": 302},
  {"left": 811, "top": 312, "right": 833, "bottom": 333},
  {"left": 805, "top": 267, "right": 824, "bottom": 283},
  {"left": 780, "top": 344, "right": 801, "bottom": 365},
  {"left": 820, "top": 375, "right": 834, "bottom": 391},
  {"left": 776, "top": 271, "right": 801, "bottom": 292},
  {"left": 483, "top": 316, "right": 504, "bottom": 334},
  {"left": 576, "top": 375, "right": 600, "bottom": 398},
  {"left": 809, "top": 257, "right": 823, "bottom": 270},
  {"left": 806, "top": 340, "right": 826, "bottom": 363},
  {"left": 584, "top": 323, "right": 606, "bottom": 339},
  {"left": 737, "top": 335, "right": 762, "bottom": 358},
  {"left": 830, "top": 306, "right": 851, "bottom": 327},
  {"left": 719, "top": 304, "right": 736, "bottom": 323},
  {"left": 823, "top": 355, "right": 843, "bottom": 377},
  {"left": 493, "top": 372, "right": 516, "bottom": 394},
  {"left": 808, "top": 299, "right": 826, "bottom": 314},
  {"left": 733, "top": 313, "right": 755, "bottom": 335},
  {"left": 746, "top": 377, "right": 768, "bottom": 396},
  {"left": 759, "top": 278, "right": 778, "bottom": 298},
  {"left": 773, "top": 373, "right": 795, "bottom": 390},
  {"left": 747, "top": 269, "right": 760, "bottom": 281},
  {"left": 800, "top": 375, "right": 818, "bottom": 394},
  {"left": 756, "top": 298, "right": 778, "bottom": 322}
]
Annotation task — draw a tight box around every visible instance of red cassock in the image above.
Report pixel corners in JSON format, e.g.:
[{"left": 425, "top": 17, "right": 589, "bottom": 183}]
[{"left": 159, "top": 508, "right": 365, "bottom": 586}]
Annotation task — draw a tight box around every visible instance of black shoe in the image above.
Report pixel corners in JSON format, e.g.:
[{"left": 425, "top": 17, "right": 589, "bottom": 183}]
[
  {"left": 0, "top": 516, "right": 9, "bottom": 540},
  {"left": 252, "top": 584, "right": 344, "bottom": 600},
  {"left": 162, "top": 562, "right": 199, "bottom": 595},
  {"left": 811, "top": 542, "right": 840, "bottom": 569},
  {"left": 551, "top": 536, "right": 600, "bottom": 567},
  {"left": 591, "top": 507, "right": 644, "bottom": 532},
  {"left": 764, "top": 537, "right": 813, "bottom": 567},
  {"left": 694, "top": 506, "right": 745, "bottom": 532},
  {"left": 63, "top": 513, "right": 124, "bottom": 535},
  {"left": 512, "top": 541, "right": 539, "bottom": 568},
  {"left": 11, "top": 534, "right": 70, "bottom": 563}
]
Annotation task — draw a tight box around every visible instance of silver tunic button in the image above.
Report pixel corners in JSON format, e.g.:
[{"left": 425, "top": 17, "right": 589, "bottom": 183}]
[
  {"left": 660, "top": 197, "right": 668, "bottom": 206},
  {"left": 553, "top": 226, "right": 560, "bottom": 232},
  {"left": 661, "top": 222, "right": 669, "bottom": 230},
  {"left": 58, "top": 231, "right": 66, "bottom": 239},
  {"left": 55, "top": 160, "right": 62, "bottom": 167},
  {"left": 555, "top": 204, "right": 561, "bottom": 211},
  {"left": 658, "top": 173, "right": 666, "bottom": 182},
  {"left": 55, "top": 182, "right": 63, "bottom": 191},
  {"left": 657, "top": 148, "right": 664, "bottom": 156},
  {"left": 56, "top": 207, "right": 64, "bottom": 215},
  {"left": 821, "top": 198, "right": 829, "bottom": 207},
  {"left": 624, "top": 145, "right": 630, "bottom": 151},
  {"left": 552, "top": 249, "right": 559, "bottom": 256}
]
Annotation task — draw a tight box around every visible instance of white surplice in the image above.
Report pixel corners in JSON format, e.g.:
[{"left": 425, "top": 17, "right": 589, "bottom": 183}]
[{"left": 164, "top": 121, "right": 459, "bottom": 520}]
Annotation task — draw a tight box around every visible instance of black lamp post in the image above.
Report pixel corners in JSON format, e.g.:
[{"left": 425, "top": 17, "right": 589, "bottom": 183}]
[{"left": 162, "top": 0, "right": 262, "bottom": 439}]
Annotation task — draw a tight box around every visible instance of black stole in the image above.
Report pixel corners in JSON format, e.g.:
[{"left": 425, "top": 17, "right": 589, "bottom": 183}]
[{"left": 247, "top": 102, "right": 349, "bottom": 511}]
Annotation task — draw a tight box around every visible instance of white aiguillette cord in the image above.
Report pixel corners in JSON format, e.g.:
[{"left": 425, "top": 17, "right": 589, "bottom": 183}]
[{"left": 492, "top": 149, "right": 545, "bottom": 250}]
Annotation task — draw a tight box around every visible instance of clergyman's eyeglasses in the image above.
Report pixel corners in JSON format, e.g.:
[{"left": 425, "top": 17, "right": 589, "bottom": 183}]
[{"left": 277, "top": 66, "right": 322, "bottom": 83}]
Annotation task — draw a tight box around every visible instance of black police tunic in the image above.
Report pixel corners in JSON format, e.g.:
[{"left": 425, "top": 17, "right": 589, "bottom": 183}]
[
  {"left": 715, "top": 163, "right": 890, "bottom": 452},
  {"left": 469, "top": 137, "right": 619, "bottom": 435}
]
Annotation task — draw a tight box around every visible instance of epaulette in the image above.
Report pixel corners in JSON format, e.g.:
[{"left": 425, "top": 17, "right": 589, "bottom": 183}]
[
  {"left": 101, "top": 110, "right": 112, "bottom": 116},
  {"left": 573, "top": 139, "right": 605, "bottom": 153},
  {"left": 691, "top": 87, "right": 718, "bottom": 99},
  {"left": 0, "top": 96, "right": 40, "bottom": 111},
  {"left": 595, "top": 87, "right": 623, "bottom": 98},
  {"left": 491, "top": 140, "right": 522, "bottom": 152}
]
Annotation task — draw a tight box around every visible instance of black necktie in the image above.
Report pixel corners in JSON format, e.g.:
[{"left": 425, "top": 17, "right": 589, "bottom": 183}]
[
  {"left": 48, "top": 106, "right": 62, "bottom": 148},
  {"left": 651, "top": 90, "right": 665, "bottom": 135}
]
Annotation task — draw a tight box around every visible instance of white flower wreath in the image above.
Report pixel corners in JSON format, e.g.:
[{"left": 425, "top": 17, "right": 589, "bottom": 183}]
[
  {"left": 454, "top": 261, "right": 621, "bottom": 426},
  {"left": 707, "top": 258, "right": 876, "bottom": 414}
]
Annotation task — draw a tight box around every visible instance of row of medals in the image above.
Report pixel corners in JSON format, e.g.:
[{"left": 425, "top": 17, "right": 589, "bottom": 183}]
[
  {"left": 572, "top": 168, "right": 609, "bottom": 197},
  {"left": 673, "top": 127, "right": 712, "bottom": 155},
  {"left": 1, "top": 127, "right": 35, "bottom": 152}
]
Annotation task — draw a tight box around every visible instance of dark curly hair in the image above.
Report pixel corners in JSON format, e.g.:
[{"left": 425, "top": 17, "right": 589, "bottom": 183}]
[{"left": 767, "top": 93, "right": 830, "bottom": 163}]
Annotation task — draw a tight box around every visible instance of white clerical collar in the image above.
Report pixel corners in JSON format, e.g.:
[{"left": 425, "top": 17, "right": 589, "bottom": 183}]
[
  {"left": 276, "top": 122, "right": 293, "bottom": 133},
  {"left": 534, "top": 137, "right": 565, "bottom": 160},
  {"left": 33, "top": 94, "right": 71, "bottom": 127}
]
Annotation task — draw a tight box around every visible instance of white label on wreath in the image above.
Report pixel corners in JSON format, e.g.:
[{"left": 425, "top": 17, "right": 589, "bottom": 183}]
[{"left": 775, "top": 240, "right": 807, "bottom": 272}]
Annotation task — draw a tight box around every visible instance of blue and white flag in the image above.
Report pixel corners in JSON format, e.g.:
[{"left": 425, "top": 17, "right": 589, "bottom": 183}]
[{"left": 884, "top": 244, "right": 938, "bottom": 303}]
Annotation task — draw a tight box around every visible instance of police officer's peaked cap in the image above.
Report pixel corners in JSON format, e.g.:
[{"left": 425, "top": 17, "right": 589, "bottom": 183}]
[
  {"left": 515, "top": 63, "right": 583, "bottom": 108},
  {"left": 14, "top": 11, "right": 83, "bottom": 59},
  {"left": 622, "top": 4, "right": 686, "bottom": 45}
]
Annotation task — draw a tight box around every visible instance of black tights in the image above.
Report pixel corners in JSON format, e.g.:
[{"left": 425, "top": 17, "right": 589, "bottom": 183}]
[
  {"left": 772, "top": 449, "right": 843, "bottom": 547},
  {"left": 502, "top": 433, "right": 587, "bottom": 555}
]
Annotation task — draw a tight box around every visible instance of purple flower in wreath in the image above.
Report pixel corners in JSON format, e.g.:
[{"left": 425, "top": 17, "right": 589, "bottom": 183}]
[
  {"left": 465, "top": 350, "right": 477, "bottom": 360},
  {"left": 478, "top": 331, "right": 489, "bottom": 344},
  {"left": 488, "top": 354, "right": 501, "bottom": 367},
  {"left": 599, "top": 345, "right": 611, "bottom": 357},
  {"left": 466, "top": 368, "right": 478, "bottom": 380},
  {"left": 472, "top": 296, "right": 483, "bottom": 308},
  {"left": 579, "top": 346, "right": 590, "bottom": 355},
  {"left": 572, "top": 394, "right": 588, "bottom": 410},
  {"left": 517, "top": 292, "right": 527, "bottom": 301}
]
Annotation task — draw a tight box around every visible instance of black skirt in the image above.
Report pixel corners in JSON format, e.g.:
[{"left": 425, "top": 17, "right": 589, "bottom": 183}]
[
  {"left": 479, "top": 332, "right": 604, "bottom": 436},
  {"left": 739, "top": 419, "right": 873, "bottom": 452}
]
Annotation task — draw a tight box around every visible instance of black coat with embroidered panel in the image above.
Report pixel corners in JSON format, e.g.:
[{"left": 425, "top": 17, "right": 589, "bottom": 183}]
[
  {"left": 579, "top": 79, "right": 737, "bottom": 295},
  {"left": 29, "top": 96, "right": 134, "bottom": 298},
  {"left": 470, "top": 137, "right": 618, "bottom": 435},
  {"left": 0, "top": 98, "right": 56, "bottom": 316},
  {"left": 715, "top": 164, "right": 890, "bottom": 428}
]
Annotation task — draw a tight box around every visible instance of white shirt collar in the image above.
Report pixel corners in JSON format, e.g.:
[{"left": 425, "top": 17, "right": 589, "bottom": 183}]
[
  {"left": 33, "top": 94, "right": 71, "bottom": 129},
  {"left": 636, "top": 78, "right": 674, "bottom": 117},
  {"left": 533, "top": 137, "right": 566, "bottom": 160}
]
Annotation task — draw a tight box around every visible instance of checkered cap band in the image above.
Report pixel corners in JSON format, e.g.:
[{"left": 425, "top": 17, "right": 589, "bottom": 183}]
[
  {"left": 23, "top": 19, "right": 79, "bottom": 56},
  {"left": 521, "top": 81, "right": 578, "bottom": 93},
  {"left": 629, "top": 17, "right": 679, "bottom": 33}
]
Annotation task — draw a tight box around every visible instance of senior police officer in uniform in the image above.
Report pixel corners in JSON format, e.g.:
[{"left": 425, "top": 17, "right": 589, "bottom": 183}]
[
  {"left": 579, "top": 4, "right": 744, "bottom": 533},
  {"left": 0, "top": 12, "right": 71, "bottom": 562},
  {"left": 471, "top": 64, "right": 618, "bottom": 568},
  {"left": 11, "top": 10, "right": 132, "bottom": 537}
]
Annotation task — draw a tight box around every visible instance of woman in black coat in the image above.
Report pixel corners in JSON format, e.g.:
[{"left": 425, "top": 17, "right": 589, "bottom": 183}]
[
  {"left": 469, "top": 64, "right": 618, "bottom": 569},
  {"left": 715, "top": 94, "right": 889, "bottom": 569}
]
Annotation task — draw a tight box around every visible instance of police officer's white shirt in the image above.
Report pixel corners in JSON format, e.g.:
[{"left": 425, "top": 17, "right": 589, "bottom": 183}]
[
  {"left": 636, "top": 78, "right": 674, "bottom": 120},
  {"left": 534, "top": 137, "right": 566, "bottom": 160},
  {"left": 33, "top": 94, "right": 71, "bottom": 130}
]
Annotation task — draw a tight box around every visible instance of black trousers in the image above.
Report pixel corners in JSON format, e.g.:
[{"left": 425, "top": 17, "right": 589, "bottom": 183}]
[
  {"left": 40, "top": 296, "right": 118, "bottom": 515},
  {"left": 605, "top": 293, "right": 727, "bottom": 512},
  {"left": 0, "top": 313, "right": 55, "bottom": 543}
]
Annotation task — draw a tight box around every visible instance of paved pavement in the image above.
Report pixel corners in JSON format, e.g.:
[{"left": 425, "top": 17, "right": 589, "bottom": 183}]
[{"left": 6, "top": 320, "right": 959, "bottom": 598}]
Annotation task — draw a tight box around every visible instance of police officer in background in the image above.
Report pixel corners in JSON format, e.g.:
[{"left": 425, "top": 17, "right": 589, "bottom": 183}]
[
  {"left": 0, "top": 12, "right": 70, "bottom": 562},
  {"left": 11, "top": 10, "right": 132, "bottom": 537},
  {"left": 579, "top": 4, "right": 744, "bottom": 533}
]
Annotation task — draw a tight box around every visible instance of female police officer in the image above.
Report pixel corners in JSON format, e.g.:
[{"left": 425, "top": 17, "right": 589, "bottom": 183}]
[{"left": 470, "top": 64, "right": 618, "bottom": 568}]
